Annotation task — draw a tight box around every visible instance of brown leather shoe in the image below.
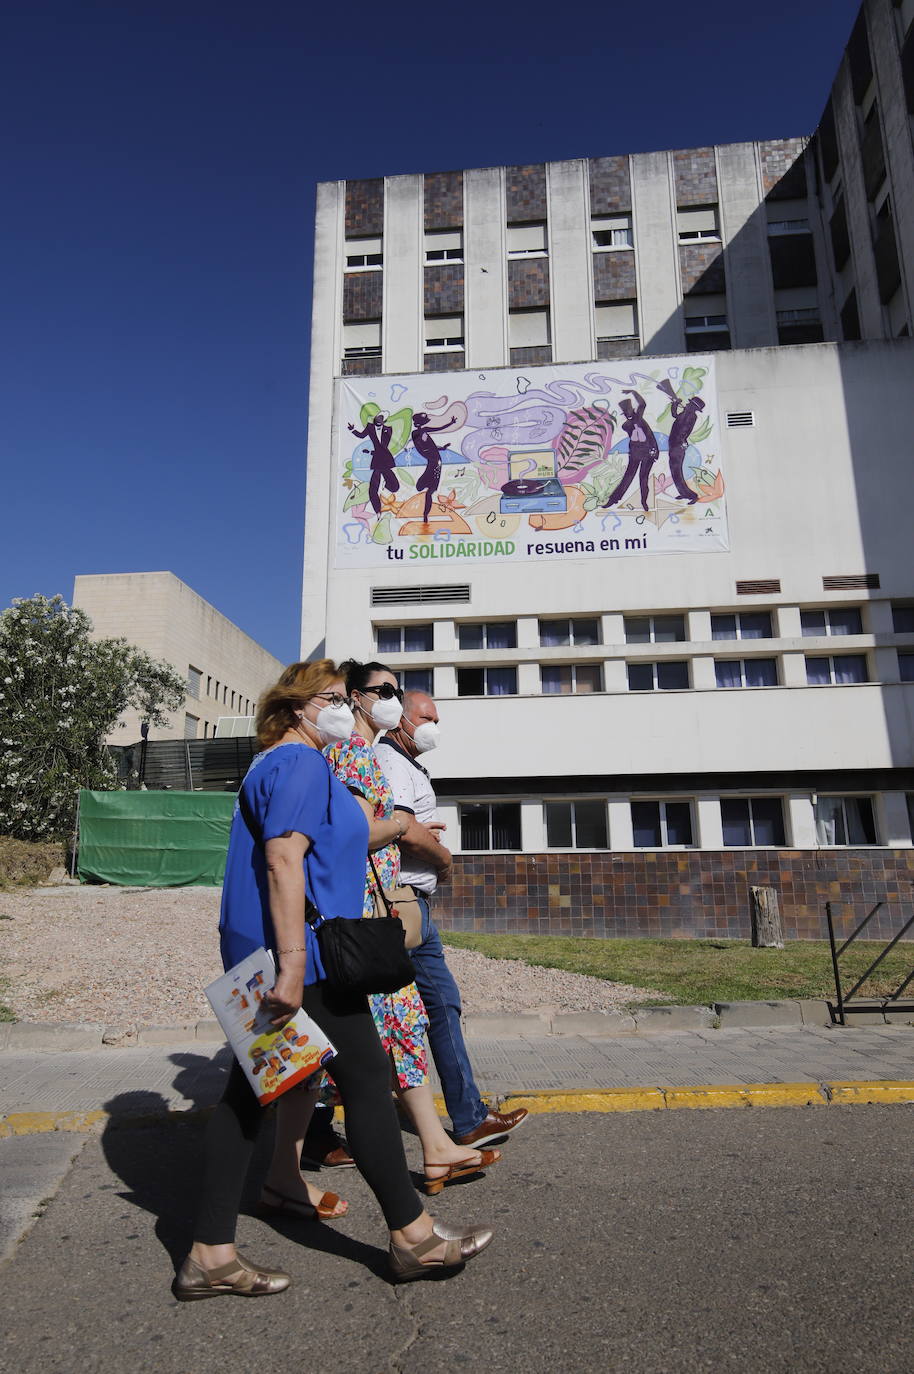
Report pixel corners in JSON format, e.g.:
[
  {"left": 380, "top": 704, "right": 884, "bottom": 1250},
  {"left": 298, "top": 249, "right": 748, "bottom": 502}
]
[
  {"left": 455, "top": 1107, "right": 529, "bottom": 1149},
  {"left": 322, "top": 1146, "right": 355, "bottom": 1169}
]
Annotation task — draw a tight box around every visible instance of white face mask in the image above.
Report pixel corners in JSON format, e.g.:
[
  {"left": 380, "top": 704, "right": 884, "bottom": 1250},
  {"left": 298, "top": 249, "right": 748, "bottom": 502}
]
[
  {"left": 410, "top": 720, "right": 440, "bottom": 754},
  {"left": 367, "top": 694, "right": 403, "bottom": 730},
  {"left": 313, "top": 702, "right": 355, "bottom": 743}
]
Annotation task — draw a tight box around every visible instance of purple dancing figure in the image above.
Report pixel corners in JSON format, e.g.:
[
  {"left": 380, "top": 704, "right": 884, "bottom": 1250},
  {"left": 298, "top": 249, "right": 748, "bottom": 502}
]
[
  {"left": 602, "top": 390, "right": 659, "bottom": 512},
  {"left": 667, "top": 395, "right": 705, "bottom": 503},
  {"left": 348, "top": 413, "right": 400, "bottom": 515},
  {"left": 412, "top": 412, "right": 458, "bottom": 522}
]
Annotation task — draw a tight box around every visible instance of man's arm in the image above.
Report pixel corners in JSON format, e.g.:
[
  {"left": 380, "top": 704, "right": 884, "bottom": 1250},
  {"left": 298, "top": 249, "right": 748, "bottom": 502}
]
[{"left": 399, "top": 814, "right": 452, "bottom": 876}]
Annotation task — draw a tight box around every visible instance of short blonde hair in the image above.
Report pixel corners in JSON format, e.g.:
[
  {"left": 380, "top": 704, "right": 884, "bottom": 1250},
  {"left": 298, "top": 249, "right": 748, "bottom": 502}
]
[{"left": 255, "top": 658, "right": 340, "bottom": 748}]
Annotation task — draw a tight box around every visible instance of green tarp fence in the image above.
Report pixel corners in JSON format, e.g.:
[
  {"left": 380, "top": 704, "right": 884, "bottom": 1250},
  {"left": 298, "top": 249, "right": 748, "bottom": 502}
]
[{"left": 77, "top": 789, "right": 234, "bottom": 887}]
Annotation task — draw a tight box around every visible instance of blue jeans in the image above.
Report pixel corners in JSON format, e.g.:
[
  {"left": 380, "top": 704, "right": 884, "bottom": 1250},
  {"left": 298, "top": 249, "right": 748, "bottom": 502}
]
[{"left": 409, "top": 893, "right": 487, "bottom": 1138}]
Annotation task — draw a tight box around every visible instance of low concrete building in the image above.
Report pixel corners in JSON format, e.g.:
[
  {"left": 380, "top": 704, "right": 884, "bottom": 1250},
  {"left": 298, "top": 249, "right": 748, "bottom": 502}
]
[{"left": 73, "top": 572, "right": 283, "bottom": 743}]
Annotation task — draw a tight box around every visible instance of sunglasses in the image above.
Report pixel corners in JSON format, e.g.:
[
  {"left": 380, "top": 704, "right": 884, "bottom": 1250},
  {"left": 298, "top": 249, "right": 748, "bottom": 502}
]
[{"left": 359, "top": 682, "right": 403, "bottom": 702}]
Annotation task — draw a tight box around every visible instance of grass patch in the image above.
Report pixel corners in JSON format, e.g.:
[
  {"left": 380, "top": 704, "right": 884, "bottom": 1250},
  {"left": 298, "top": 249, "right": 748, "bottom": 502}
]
[
  {"left": 0, "top": 836, "right": 67, "bottom": 889},
  {"left": 440, "top": 932, "right": 914, "bottom": 1006}
]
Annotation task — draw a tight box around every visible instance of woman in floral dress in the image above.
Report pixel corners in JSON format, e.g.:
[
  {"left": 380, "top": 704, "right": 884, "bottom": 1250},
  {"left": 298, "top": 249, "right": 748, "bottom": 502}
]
[{"left": 324, "top": 660, "right": 499, "bottom": 1194}]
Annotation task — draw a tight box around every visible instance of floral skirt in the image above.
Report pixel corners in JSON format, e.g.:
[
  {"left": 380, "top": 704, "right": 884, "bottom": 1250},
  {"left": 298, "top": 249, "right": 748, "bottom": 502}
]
[{"left": 369, "top": 981, "right": 430, "bottom": 1089}]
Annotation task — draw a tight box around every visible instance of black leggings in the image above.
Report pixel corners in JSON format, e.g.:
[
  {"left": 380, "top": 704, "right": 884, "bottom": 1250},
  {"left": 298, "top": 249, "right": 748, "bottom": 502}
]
[{"left": 193, "top": 980, "right": 423, "bottom": 1244}]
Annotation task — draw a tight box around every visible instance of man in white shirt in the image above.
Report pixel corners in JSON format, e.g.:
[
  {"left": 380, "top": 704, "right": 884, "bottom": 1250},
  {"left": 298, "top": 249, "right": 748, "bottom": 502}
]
[{"left": 377, "top": 692, "right": 528, "bottom": 1148}]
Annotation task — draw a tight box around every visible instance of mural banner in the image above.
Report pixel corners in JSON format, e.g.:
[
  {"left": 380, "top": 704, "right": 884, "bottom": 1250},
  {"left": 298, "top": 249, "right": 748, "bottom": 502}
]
[{"left": 333, "top": 356, "right": 728, "bottom": 568}]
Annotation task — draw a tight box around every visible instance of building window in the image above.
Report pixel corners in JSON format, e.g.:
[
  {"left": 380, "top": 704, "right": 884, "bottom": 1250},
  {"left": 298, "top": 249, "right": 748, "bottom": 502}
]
[
  {"left": 376, "top": 624, "right": 434, "bottom": 654},
  {"left": 223, "top": 685, "right": 228, "bottom": 703},
  {"left": 891, "top": 604, "right": 914, "bottom": 633},
  {"left": 457, "top": 666, "right": 517, "bottom": 696},
  {"left": 776, "top": 307, "right": 821, "bottom": 326},
  {"left": 425, "top": 315, "right": 464, "bottom": 351},
  {"left": 540, "top": 664, "right": 603, "bottom": 694},
  {"left": 595, "top": 301, "right": 638, "bottom": 341},
  {"left": 720, "top": 797, "right": 785, "bottom": 846},
  {"left": 624, "top": 614, "right": 686, "bottom": 643},
  {"left": 345, "top": 236, "right": 383, "bottom": 271},
  {"left": 714, "top": 658, "right": 778, "bottom": 688},
  {"left": 805, "top": 654, "right": 868, "bottom": 685},
  {"left": 458, "top": 621, "right": 517, "bottom": 650},
  {"left": 677, "top": 206, "right": 719, "bottom": 241},
  {"left": 768, "top": 218, "right": 811, "bottom": 236},
  {"left": 801, "top": 607, "right": 863, "bottom": 636},
  {"left": 424, "top": 229, "right": 463, "bottom": 263},
  {"left": 591, "top": 215, "right": 633, "bottom": 250},
  {"left": 184, "top": 713, "right": 199, "bottom": 740},
  {"left": 814, "top": 795, "right": 877, "bottom": 846},
  {"left": 545, "top": 800, "right": 608, "bottom": 849},
  {"left": 539, "top": 617, "right": 601, "bottom": 647},
  {"left": 507, "top": 222, "right": 547, "bottom": 258},
  {"left": 898, "top": 653, "right": 914, "bottom": 681},
  {"left": 206, "top": 675, "right": 212, "bottom": 696},
  {"left": 401, "top": 668, "right": 434, "bottom": 694},
  {"left": 711, "top": 612, "right": 773, "bottom": 640},
  {"left": 187, "top": 665, "right": 202, "bottom": 699},
  {"left": 214, "top": 680, "right": 220, "bottom": 700},
  {"left": 627, "top": 661, "right": 689, "bottom": 691},
  {"left": 685, "top": 312, "right": 728, "bottom": 333},
  {"left": 508, "top": 308, "right": 550, "bottom": 350},
  {"left": 460, "top": 802, "right": 522, "bottom": 851},
  {"left": 631, "top": 800, "right": 694, "bottom": 848},
  {"left": 342, "top": 320, "right": 382, "bottom": 359}
]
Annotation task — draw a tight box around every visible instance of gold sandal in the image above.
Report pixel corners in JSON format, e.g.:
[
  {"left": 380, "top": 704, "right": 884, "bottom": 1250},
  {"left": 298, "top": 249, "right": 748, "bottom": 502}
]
[
  {"left": 172, "top": 1250, "right": 290, "bottom": 1300},
  {"left": 389, "top": 1220, "right": 493, "bottom": 1282},
  {"left": 423, "top": 1148, "right": 501, "bottom": 1196}
]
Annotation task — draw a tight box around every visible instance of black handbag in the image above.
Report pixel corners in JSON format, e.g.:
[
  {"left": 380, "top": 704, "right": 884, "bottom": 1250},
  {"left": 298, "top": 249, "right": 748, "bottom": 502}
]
[{"left": 307, "top": 899, "right": 415, "bottom": 997}]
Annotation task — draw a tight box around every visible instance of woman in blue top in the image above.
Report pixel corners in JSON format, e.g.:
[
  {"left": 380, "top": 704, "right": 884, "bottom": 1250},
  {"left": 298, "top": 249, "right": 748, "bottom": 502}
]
[{"left": 174, "top": 659, "right": 494, "bottom": 1299}]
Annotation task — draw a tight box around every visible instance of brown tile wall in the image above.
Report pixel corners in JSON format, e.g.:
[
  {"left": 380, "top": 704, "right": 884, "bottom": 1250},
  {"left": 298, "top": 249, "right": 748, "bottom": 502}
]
[
  {"left": 424, "top": 264, "right": 464, "bottom": 315},
  {"left": 424, "top": 171, "right": 464, "bottom": 229},
  {"left": 589, "top": 156, "right": 632, "bottom": 214},
  {"left": 343, "top": 271, "right": 383, "bottom": 321},
  {"left": 435, "top": 850, "right": 914, "bottom": 941},
  {"left": 593, "top": 252, "right": 637, "bottom": 301},
  {"left": 508, "top": 258, "right": 550, "bottom": 308},
  {"left": 506, "top": 164, "right": 547, "bottom": 222},
  {"left": 341, "top": 356, "right": 381, "bottom": 377},
  {"left": 345, "top": 179, "right": 384, "bottom": 236},
  {"left": 760, "top": 139, "right": 809, "bottom": 199},
  {"left": 424, "top": 351, "right": 466, "bottom": 372},
  {"left": 673, "top": 148, "right": 718, "bottom": 206},
  {"left": 509, "top": 345, "right": 553, "bottom": 366},
  {"left": 679, "top": 242, "right": 726, "bottom": 294},
  {"left": 597, "top": 339, "right": 639, "bottom": 361}
]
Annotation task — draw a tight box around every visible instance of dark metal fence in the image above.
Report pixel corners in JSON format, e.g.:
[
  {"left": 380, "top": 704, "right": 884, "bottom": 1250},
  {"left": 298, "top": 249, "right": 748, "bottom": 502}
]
[
  {"left": 108, "top": 737, "right": 257, "bottom": 793},
  {"left": 825, "top": 900, "right": 914, "bottom": 1025}
]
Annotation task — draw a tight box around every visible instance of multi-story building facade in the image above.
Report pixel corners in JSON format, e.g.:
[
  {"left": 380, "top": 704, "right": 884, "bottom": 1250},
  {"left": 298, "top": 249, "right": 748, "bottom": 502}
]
[
  {"left": 301, "top": 0, "right": 914, "bottom": 939},
  {"left": 73, "top": 572, "right": 283, "bottom": 743}
]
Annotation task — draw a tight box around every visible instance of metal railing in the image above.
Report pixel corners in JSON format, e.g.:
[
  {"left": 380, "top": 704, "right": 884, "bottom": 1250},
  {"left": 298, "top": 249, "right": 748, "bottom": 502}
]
[{"left": 825, "top": 901, "right": 914, "bottom": 1025}]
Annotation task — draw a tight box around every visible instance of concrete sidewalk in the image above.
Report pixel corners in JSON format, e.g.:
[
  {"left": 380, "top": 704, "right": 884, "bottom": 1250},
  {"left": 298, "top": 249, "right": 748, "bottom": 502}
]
[{"left": 1, "top": 1023, "right": 913, "bottom": 1132}]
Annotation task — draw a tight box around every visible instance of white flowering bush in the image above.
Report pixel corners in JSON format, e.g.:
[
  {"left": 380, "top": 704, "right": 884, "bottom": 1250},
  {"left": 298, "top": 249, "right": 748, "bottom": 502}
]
[{"left": 0, "top": 594, "right": 186, "bottom": 840}]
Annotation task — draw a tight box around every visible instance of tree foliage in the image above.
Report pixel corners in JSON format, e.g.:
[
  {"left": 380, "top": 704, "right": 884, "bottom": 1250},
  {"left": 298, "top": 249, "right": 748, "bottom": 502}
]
[{"left": 0, "top": 594, "right": 186, "bottom": 840}]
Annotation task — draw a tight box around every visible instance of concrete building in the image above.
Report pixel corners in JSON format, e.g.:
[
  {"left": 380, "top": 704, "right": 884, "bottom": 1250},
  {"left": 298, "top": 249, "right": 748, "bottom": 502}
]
[
  {"left": 73, "top": 572, "right": 283, "bottom": 743},
  {"left": 301, "top": 0, "right": 914, "bottom": 939}
]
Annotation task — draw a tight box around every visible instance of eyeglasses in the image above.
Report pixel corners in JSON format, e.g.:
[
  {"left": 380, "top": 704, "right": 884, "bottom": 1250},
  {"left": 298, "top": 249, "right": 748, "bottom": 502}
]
[
  {"left": 359, "top": 682, "right": 404, "bottom": 703},
  {"left": 312, "top": 692, "right": 351, "bottom": 709}
]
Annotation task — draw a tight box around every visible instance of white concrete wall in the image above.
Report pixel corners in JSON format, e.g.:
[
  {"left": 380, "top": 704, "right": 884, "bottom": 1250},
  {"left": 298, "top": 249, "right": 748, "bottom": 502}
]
[{"left": 73, "top": 572, "right": 284, "bottom": 743}]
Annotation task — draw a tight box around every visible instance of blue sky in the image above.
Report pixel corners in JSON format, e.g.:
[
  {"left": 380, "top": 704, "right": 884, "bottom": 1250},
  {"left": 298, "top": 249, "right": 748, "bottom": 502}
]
[{"left": 2, "top": 0, "right": 861, "bottom": 663}]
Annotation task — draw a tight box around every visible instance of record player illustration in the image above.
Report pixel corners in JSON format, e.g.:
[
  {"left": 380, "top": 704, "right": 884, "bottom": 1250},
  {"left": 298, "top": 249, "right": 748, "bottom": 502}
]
[{"left": 499, "top": 448, "right": 568, "bottom": 514}]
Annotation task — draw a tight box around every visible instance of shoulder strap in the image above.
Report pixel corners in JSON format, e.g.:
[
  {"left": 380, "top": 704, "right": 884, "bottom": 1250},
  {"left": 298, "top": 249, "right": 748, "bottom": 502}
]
[{"left": 237, "top": 782, "right": 324, "bottom": 928}]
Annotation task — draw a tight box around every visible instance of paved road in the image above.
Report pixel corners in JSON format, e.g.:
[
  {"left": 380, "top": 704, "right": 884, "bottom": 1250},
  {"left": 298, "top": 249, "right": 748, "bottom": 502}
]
[{"left": 2, "top": 1107, "right": 912, "bottom": 1373}]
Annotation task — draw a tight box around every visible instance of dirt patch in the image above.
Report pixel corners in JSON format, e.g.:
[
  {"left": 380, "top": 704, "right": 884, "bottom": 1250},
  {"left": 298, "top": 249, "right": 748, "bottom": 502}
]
[
  {"left": 0, "top": 885, "right": 663, "bottom": 1027},
  {"left": 0, "top": 837, "right": 67, "bottom": 890}
]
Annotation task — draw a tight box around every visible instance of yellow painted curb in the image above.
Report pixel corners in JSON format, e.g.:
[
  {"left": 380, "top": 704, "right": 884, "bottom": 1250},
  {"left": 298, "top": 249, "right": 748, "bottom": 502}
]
[
  {"left": 826, "top": 1080, "right": 914, "bottom": 1105},
  {"left": 0, "top": 1110, "right": 108, "bottom": 1137},
  {"left": 501, "top": 1088, "right": 667, "bottom": 1113}
]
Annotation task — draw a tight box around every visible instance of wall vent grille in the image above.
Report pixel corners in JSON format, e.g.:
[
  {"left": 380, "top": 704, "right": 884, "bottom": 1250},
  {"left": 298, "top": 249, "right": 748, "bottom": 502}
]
[
  {"left": 726, "top": 411, "right": 755, "bottom": 427},
  {"left": 822, "top": 573, "right": 880, "bottom": 590},
  {"left": 736, "top": 579, "right": 781, "bottom": 595},
  {"left": 371, "top": 584, "right": 471, "bottom": 606}
]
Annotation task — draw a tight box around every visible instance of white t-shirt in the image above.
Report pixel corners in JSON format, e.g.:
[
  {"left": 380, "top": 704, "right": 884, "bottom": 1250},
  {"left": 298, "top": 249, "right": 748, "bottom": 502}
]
[{"left": 375, "top": 738, "right": 441, "bottom": 894}]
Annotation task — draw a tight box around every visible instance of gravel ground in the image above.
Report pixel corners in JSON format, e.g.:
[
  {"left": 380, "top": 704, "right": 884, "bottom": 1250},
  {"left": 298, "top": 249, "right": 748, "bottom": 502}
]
[{"left": 0, "top": 883, "right": 664, "bottom": 1028}]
